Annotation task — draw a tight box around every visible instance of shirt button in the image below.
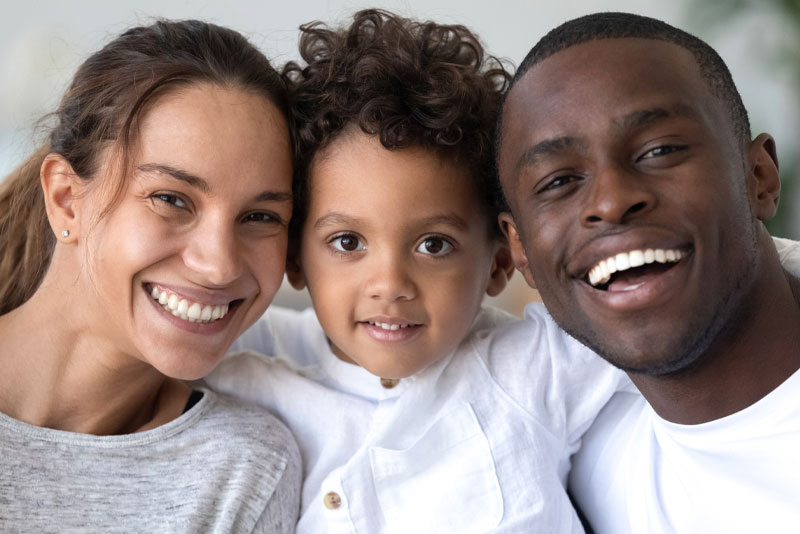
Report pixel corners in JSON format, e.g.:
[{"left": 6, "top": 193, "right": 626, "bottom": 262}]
[
  {"left": 323, "top": 492, "right": 341, "bottom": 510},
  {"left": 380, "top": 377, "right": 400, "bottom": 389}
]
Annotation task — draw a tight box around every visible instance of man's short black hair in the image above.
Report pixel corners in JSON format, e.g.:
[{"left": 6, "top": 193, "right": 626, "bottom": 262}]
[{"left": 497, "top": 12, "right": 751, "bottom": 172}]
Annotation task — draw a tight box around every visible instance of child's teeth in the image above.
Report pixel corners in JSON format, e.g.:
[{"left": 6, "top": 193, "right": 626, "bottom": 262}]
[{"left": 149, "top": 286, "right": 230, "bottom": 323}]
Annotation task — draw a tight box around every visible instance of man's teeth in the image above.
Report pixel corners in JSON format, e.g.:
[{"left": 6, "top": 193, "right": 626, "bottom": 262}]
[
  {"left": 367, "top": 321, "right": 414, "bottom": 331},
  {"left": 150, "top": 286, "right": 229, "bottom": 323},
  {"left": 587, "top": 248, "right": 684, "bottom": 287}
]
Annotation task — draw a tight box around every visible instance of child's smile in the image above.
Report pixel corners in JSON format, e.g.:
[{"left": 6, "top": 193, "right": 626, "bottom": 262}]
[{"left": 290, "top": 131, "right": 509, "bottom": 379}]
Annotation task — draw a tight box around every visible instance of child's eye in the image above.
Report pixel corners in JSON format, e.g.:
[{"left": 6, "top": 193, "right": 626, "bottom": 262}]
[
  {"left": 416, "top": 236, "right": 453, "bottom": 256},
  {"left": 151, "top": 192, "right": 188, "bottom": 209},
  {"left": 330, "top": 233, "right": 365, "bottom": 252}
]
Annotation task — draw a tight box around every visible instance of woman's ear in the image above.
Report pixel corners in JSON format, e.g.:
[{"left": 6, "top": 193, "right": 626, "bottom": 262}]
[
  {"left": 485, "top": 239, "right": 515, "bottom": 297},
  {"left": 498, "top": 212, "right": 537, "bottom": 290},
  {"left": 747, "top": 133, "right": 781, "bottom": 221},
  {"left": 40, "top": 154, "right": 81, "bottom": 243}
]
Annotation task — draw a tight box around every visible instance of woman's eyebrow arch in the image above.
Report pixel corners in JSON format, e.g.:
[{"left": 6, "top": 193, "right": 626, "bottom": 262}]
[{"left": 137, "top": 163, "right": 210, "bottom": 192}]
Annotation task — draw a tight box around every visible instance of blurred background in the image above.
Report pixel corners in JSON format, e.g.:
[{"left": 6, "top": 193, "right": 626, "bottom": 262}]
[{"left": 2, "top": 0, "right": 798, "bottom": 315}]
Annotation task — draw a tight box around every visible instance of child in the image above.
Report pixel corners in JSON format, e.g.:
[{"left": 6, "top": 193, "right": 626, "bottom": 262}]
[{"left": 205, "top": 9, "right": 626, "bottom": 533}]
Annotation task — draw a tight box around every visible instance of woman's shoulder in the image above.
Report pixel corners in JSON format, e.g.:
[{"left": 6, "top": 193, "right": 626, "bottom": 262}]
[{"left": 196, "top": 388, "right": 299, "bottom": 460}]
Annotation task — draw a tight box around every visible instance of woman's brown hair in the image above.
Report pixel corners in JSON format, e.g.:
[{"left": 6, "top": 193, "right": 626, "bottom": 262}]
[{"left": 0, "top": 19, "right": 290, "bottom": 315}]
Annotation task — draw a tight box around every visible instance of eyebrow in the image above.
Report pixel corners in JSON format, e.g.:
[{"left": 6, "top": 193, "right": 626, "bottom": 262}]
[
  {"left": 513, "top": 104, "right": 699, "bottom": 173},
  {"left": 614, "top": 104, "right": 698, "bottom": 131},
  {"left": 312, "top": 212, "right": 469, "bottom": 232},
  {"left": 138, "top": 163, "right": 210, "bottom": 192},
  {"left": 515, "top": 136, "right": 588, "bottom": 172},
  {"left": 137, "top": 163, "right": 292, "bottom": 203}
]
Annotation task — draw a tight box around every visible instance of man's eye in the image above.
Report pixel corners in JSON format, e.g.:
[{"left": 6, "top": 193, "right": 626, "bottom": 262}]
[
  {"left": 416, "top": 236, "right": 454, "bottom": 256},
  {"left": 640, "top": 145, "right": 686, "bottom": 159},
  {"left": 541, "top": 175, "right": 576, "bottom": 192},
  {"left": 330, "top": 234, "right": 365, "bottom": 252},
  {"left": 151, "top": 193, "right": 187, "bottom": 209}
]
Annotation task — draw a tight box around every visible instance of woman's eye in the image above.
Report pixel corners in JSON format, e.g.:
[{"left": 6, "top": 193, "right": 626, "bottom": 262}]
[
  {"left": 242, "top": 211, "right": 281, "bottom": 224},
  {"left": 330, "top": 234, "right": 365, "bottom": 252},
  {"left": 416, "top": 236, "right": 453, "bottom": 256},
  {"left": 152, "top": 193, "right": 187, "bottom": 209}
]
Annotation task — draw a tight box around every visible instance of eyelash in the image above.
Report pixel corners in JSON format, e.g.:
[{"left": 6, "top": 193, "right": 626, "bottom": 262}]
[
  {"left": 150, "top": 192, "right": 283, "bottom": 226},
  {"left": 638, "top": 144, "right": 687, "bottom": 160},
  {"left": 151, "top": 192, "right": 188, "bottom": 209},
  {"left": 328, "top": 233, "right": 366, "bottom": 255},
  {"left": 415, "top": 235, "right": 455, "bottom": 257}
]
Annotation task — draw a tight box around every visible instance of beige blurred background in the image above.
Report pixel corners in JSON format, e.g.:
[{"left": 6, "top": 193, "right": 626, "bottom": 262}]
[{"left": 2, "top": 0, "right": 798, "bottom": 316}]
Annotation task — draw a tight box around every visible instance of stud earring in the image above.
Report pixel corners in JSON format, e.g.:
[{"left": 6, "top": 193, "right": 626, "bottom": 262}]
[{"left": 61, "top": 230, "right": 70, "bottom": 238}]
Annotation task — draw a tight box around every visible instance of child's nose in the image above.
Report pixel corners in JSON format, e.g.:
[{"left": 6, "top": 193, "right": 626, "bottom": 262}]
[{"left": 366, "top": 253, "right": 417, "bottom": 302}]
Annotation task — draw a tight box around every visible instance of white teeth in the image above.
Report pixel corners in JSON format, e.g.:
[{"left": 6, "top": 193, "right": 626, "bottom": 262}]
[
  {"left": 586, "top": 248, "right": 685, "bottom": 287},
  {"left": 148, "top": 285, "right": 231, "bottom": 323},
  {"left": 368, "top": 321, "right": 413, "bottom": 331}
]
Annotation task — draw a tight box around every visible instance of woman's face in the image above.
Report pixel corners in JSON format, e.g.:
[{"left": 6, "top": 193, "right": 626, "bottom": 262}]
[{"left": 78, "top": 83, "right": 293, "bottom": 379}]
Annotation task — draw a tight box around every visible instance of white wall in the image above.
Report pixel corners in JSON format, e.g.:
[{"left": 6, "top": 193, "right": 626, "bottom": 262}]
[{"left": 2, "top": 0, "right": 797, "bottom": 312}]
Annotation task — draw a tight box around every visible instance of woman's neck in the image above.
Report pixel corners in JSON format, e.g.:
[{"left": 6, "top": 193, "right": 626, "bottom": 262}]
[{"left": 0, "top": 283, "right": 190, "bottom": 435}]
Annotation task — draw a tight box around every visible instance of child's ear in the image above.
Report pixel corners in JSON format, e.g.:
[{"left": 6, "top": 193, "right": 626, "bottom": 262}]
[
  {"left": 40, "top": 153, "right": 81, "bottom": 243},
  {"left": 485, "top": 239, "right": 515, "bottom": 297},
  {"left": 498, "top": 212, "right": 537, "bottom": 290},
  {"left": 285, "top": 248, "right": 307, "bottom": 290},
  {"left": 747, "top": 133, "right": 781, "bottom": 221}
]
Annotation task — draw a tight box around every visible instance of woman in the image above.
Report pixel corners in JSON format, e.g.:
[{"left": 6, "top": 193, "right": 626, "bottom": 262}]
[{"left": 0, "top": 20, "right": 299, "bottom": 532}]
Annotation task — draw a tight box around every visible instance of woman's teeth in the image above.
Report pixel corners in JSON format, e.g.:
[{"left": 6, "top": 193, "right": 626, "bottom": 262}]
[
  {"left": 150, "top": 286, "right": 229, "bottom": 323},
  {"left": 587, "top": 248, "right": 684, "bottom": 287},
  {"left": 367, "top": 321, "right": 414, "bottom": 331}
]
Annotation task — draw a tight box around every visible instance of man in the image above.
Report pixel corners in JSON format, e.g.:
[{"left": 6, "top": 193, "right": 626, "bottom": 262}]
[{"left": 496, "top": 12, "right": 800, "bottom": 533}]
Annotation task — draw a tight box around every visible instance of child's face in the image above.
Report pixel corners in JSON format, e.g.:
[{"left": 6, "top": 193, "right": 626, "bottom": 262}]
[{"left": 291, "top": 132, "right": 509, "bottom": 379}]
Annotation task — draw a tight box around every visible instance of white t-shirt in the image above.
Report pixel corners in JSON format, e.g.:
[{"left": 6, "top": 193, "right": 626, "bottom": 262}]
[
  {"left": 569, "top": 236, "right": 800, "bottom": 534},
  {"left": 206, "top": 304, "right": 627, "bottom": 534}
]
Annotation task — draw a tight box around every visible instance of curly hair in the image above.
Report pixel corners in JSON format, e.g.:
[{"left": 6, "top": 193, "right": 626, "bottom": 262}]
[{"left": 283, "top": 9, "right": 511, "bottom": 237}]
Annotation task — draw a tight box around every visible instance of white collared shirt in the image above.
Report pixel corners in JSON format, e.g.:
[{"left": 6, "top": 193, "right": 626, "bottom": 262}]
[{"left": 206, "top": 304, "right": 627, "bottom": 533}]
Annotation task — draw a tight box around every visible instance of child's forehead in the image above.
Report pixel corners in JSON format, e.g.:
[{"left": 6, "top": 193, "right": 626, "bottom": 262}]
[{"left": 304, "top": 132, "right": 492, "bottom": 229}]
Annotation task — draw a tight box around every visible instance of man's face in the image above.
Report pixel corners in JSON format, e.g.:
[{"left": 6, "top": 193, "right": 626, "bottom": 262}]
[{"left": 498, "top": 38, "right": 764, "bottom": 375}]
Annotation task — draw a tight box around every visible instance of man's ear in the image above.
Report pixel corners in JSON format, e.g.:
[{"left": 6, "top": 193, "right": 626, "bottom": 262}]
[
  {"left": 485, "top": 238, "right": 515, "bottom": 297},
  {"left": 285, "top": 247, "right": 306, "bottom": 290},
  {"left": 498, "top": 212, "right": 536, "bottom": 289},
  {"left": 747, "top": 133, "right": 781, "bottom": 221},
  {"left": 40, "top": 153, "right": 81, "bottom": 242}
]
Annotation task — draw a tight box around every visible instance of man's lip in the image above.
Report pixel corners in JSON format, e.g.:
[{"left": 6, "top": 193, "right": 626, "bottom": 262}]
[
  {"left": 576, "top": 248, "right": 694, "bottom": 313},
  {"left": 568, "top": 230, "right": 692, "bottom": 279}
]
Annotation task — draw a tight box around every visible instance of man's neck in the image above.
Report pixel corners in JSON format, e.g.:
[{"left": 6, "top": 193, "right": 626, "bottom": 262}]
[{"left": 629, "top": 260, "right": 800, "bottom": 425}]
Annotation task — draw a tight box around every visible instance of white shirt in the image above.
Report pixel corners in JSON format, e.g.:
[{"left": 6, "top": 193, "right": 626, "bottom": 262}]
[
  {"left": 206, "top": 304, "right": 627, "bottom": 533},
  {"left": 569, "top": 236, "right": 800, "bottom": 534}
]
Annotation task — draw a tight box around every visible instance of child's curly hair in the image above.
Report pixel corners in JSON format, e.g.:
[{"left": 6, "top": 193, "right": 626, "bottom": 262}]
[{"left": 283, "top": 8, "right": 512, "bottom": 238}]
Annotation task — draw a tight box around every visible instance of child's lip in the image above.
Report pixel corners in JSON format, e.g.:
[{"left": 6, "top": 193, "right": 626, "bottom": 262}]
[{"left": 359, "top": 315, "right": 424, "bottom": 328}]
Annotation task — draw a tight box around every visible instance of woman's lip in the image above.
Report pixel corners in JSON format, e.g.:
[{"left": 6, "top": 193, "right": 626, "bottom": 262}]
[
  {"left": 145, "top": 285, "right": 239, "bottom": 335},
  {"left": 144, "top": 282, "right": 239, "bottom": 306}
]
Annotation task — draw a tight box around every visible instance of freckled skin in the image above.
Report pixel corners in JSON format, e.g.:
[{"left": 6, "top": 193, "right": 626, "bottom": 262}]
[
  {"left": 84, "top": 84, "right": 294, "bottom": 380},
  {"left": 498, "top": 38, "right": 800, "bottom": 423}
]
